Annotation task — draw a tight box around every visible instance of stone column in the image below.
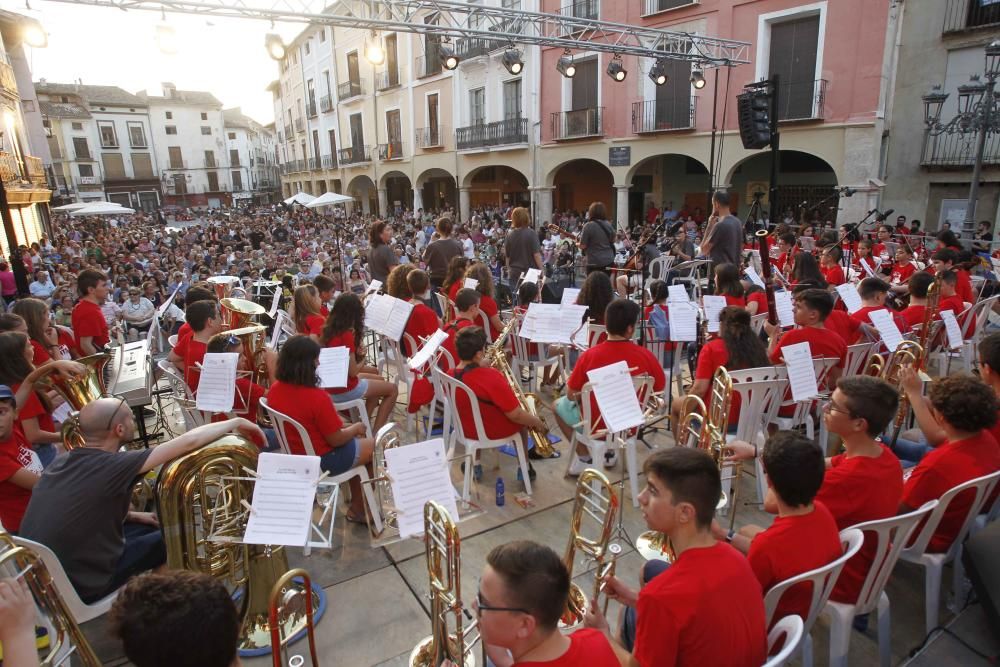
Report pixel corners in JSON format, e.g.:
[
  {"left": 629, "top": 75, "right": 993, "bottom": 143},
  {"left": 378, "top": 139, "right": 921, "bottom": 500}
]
[
  {"left": 377, "top": 188, "right": 388, "bottom": 217},
  {"left": 413, "top": 186, "right": 424, "bottom": 214},
  {"left": 615, "top": 184, "right": 631, "bottom": 233},
  {"left": 459, "top": 187, "right": 471, "bottom": 223},
  {"left": 533, "top": 186, "right": 554, "bottom": 229}
]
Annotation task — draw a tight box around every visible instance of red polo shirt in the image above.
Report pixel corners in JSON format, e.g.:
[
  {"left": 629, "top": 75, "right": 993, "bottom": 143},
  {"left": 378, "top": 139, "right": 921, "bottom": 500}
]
[
  {"left": 71, "top": 299, "right": 109, "bottom": 354},
  {"left": 403, "top": 303, "right": 439, "bottom": 356},
  {"left": 448, "top": 365, "right": 520, "bottom": 440},
  {"left": 770, "top": 326, "right": 847, "bottom": 373},
  {"left": 568, "top": 340, "right": 666, "bottom": 433}
]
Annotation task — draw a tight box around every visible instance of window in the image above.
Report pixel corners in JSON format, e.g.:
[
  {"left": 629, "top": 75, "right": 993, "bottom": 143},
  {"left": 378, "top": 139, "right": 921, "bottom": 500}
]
[
  {"left": 347, "top": 51, "right": 360, "bottom": 85},
  {"left": 231, "top": 170, "right": 243, "bottom": 191},
  {"left": 207, "top": 171, "right": 219, "bottom": 191},
  {"left": 165, "top": 111, "right": 173, "bottom": 119},
  {"left": 228, "top": 132, "right": 236, "bottom": 140},
  {"left": 71, "top": 122, "right": 83, "bottom": 131},
  {"left": 102, "top": 153, "right": 125, "bottom": 179},
  {"left": 168, "top": 146, "right": 183, "bottom": 169},
  {"left": 72, "top": 137, "right": 90, "bottom": 159},
  {"left": 349, "top": 113, "right": 364, "bottom": 148},
  {"left": 319, "top": 28, "right": 326, "bottom": 42},
  {"left": 386, "top": 110, "right": 402, "bottom": 144},
  {"left": 201, "top": 112, "right": 208, "bottom": 121},
  {"left": 132, "top": 153, "right": 153, "bottom": 179},
  {"left": 386, "top": 34, "right": 399, "bottom": 86},
  {"left": 78, "top": 164, "right": 94, "bottom": 177},
  {"left": 571, "top": 58, "right": 598, "bottom": 111},
  {"left": 428, "top": 93, "right": 439, "bottom": 133},
  {"left": 469, "top": 88, "right": 486, "bottom": 125},
  {"left": 165, "top": 126, "right": 177, "bottom": 135},
  {"left": 503, "top": 79, "right": 522, "bottom": 120},
  {"left": 305, "top": 41, "right": 310, "bottom": 55},
  {"left": 172, "top": 174, "right": 186, "bottom": 195},
  {"left": 205, "top": 150, "right": 216, "bottom": 167},
  {"left": 229, "top": 149, "right": 240, "bottom": 167},
  {"left": 127, "top": 122, "right": 147, "bottom": 147},
  {"left": 201, "top": 126, "right": 212, "bottom": 135},
  {"left": 98, "top": 121, "right": 118, "bottom": 148},
  {"left": 767, "top": 14, "right": 821, "bottom": 120}
]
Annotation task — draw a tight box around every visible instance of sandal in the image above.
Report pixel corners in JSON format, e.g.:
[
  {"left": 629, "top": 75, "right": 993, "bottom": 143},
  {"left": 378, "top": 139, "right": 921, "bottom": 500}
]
[{"left": 345, "top": 510, "right": 367, "bottom": 525}]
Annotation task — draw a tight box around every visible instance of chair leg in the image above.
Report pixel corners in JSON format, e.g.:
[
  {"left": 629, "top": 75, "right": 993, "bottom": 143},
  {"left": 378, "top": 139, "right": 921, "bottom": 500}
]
[
  {"left": 827, "top": 605, "right": 853, "bottom": 667},
  {"left": 515, "top": 436, "right": 532, "bottom": 495},
  {"left": 877, "top": 592, "right": 891, "bottom": 667},
  {"left": 950, "top": 547, "right": 967, "bottom": 614},
  {"left": 924, "top": 561, "right": 943, "bottom": 637},
  {"left": 801, "top": 631, "right": 814, "bottom": 667},
  {"left": 462, "top": 450, "right": 475, "bottom": 502},
  {"left": 358, "top": 470, "right": 383, "bottom": 535}
]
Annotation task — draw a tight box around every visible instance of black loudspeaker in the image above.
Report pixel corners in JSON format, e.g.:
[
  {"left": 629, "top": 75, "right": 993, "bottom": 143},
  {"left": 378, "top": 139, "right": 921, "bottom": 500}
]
[
  {"left": 541, "top": 281, "right": 563, "bottom": 304},
  {"left": 963, "top": 519, "right": 1000, "bottom": 634},
  {"left": 737, "top": 90, "right": 772, "bottom": 149}
]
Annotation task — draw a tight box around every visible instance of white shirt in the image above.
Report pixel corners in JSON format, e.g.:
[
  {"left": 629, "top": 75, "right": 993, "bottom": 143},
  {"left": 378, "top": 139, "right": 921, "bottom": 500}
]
[
  {"left": 29, "top": 280, "right": 56, "bottom": 298},
  {"left": 462, "top": 237, "right": 475, "bottom": 259}
]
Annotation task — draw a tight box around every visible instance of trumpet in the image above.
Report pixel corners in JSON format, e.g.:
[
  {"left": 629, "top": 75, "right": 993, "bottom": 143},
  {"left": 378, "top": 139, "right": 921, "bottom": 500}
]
[
  {"left": 37, "top": 352, "right": 112, "bottom": 450},
  {"left": 560, "top": 468, "right": 621, "bottom": 631}
]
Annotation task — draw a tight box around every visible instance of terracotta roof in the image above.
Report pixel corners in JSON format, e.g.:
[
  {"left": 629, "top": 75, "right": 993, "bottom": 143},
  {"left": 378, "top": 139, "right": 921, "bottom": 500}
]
[
  {"left": 39, "top": 100, "right": 91, "bottom": 119},
  {"left": 34, "top": 82, "right": 146, "bottom": 107},
  {"left": 138, "top": 89, "right": 223, "bottom": 107}
]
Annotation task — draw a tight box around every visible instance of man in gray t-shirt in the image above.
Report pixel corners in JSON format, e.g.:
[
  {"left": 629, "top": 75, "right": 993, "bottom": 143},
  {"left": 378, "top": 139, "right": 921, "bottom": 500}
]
[
  {"left": 580, "top": 217, "right": 616, "bottom": 272},
  {"left": 701, "top": 191, "right": 744, "bottom": 268},
  {"left": 504, "top": 226, "right": 542, "bottom": 286}
]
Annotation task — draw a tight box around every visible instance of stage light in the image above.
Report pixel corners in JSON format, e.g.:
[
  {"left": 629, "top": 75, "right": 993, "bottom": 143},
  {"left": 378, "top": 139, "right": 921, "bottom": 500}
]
[
  {"left": 155, "top": 22, "right": 178, "bottom": 55},
  {"left": 439, "top": 43, "right": 459, "bottom": 70},
  {"left": 606, "top": 55, "right": 626, "bottom": 82},
  {"left": 556, "top": 51, "right": 576, "bottom": 78},
  {"left": 648, "top": 59, "right": 667, "bottom": 86},
  {"left": 365, "top": 34, "right": 385, "bottom": 66},
  {"left": 21, "top": 18, "right": 46, "bottom": 48},
  {"left": 265, "top": 33, "right": 286, "bottom": 60},
  {"left": 691, "top": 65, "right": 706, "bottom": 89},
  {"left": 501, "top": 48, "right": 523, "bottom": 75}
]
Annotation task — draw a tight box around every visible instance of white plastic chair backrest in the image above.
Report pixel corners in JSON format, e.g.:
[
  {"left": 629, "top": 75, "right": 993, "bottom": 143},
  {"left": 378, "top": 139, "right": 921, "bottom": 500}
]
[
  {"left": 258, "top": 396, "right": 317, "bottom": 456},
  {"left": 750, "top": 313, "right": 768, "bottom": 336},
  {"left": 510, "top": 311, "right": 533, "bottom": 362},
  {"left": 157, "top": 358, "right": 193, "bottom": 400},
  {"left": 728, "top": 369, "right": 789, "bottom": 443},
  {"left": 579, "top": 374, "right": 653, "bottom": 440},
  {"left": 168, "top": 333, "right": 178, "bottom": 348},
  {"left": 435, "top": 368, "right": 491, "bottom": 443},
  {"left": 959, "top": 295, "right": 997, "bottom": 341},
  {"left": 647, "top": 255, "right": 675, "bottom": 282},
  {"left": 401, "top": 331, "right": 421, "bottom": 359},
  {"left": 846, "top": 500, "right": 939, "bottom": 614},
  {"left": 473, "top": 309, "right": 494, "bottom": 343},
  {"left": 844, "top": 342, "right": 874, "bottom": 378},
  {"left": 763, "top": 615, "right": 805, "bottom": 667},
  {"left": 379, "top": 334, "right": 408, "bottom": 380},
  {"left": 764, "top": 528, "right": 864, "bottom": 629},
  {"left": 434, "top": 291, "right": 450, "bottom": 320},
  {"left": 586, "top": 323, "right": 607, "bottom": 349},
  {"left": 901, "top": 469, "right": 1000, "bottom": 559},
  {"left": 11, "top": 535, "right": 109, "bottom": 622}
]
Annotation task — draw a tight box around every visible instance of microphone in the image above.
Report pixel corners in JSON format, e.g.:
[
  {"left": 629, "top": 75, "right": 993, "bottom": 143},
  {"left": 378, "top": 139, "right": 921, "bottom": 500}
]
[
  {"left": 841, "top": 187, "right": 856, "bottom": 197},
  {"left": 876, "top": 208, "right": 895, "bottom": 222}
]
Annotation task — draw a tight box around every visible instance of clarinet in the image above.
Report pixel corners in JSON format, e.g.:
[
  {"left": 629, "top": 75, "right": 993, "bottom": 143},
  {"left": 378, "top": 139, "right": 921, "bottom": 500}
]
[{"left": 756, "top": 229, "right": 779, "bottom": 326}]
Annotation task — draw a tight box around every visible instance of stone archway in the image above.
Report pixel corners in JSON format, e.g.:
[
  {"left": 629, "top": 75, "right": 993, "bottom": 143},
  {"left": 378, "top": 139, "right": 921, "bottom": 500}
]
[
  {"left": 461, "top": 166, "right": 529, "bottom": 220},
  {"left": 379, "top": 170, "right": 412, "bottom": 216},
  {"left": 548, "top": 158, "right": 614, "bottom": 219},
  {"left": 725, "top": 150, "right": 839, "bottom": 223},
  {"left": 626, "top": 153, "right": 711, "bottom": 229},
  {"left": 346, "top": 174, "right": 377, "bottom": 215},
  {"left": 415, "top": 168, "right": 457, "bottom": 214}
]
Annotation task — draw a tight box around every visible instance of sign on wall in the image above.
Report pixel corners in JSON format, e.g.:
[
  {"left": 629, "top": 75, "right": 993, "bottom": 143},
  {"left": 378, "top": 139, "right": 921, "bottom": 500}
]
[{"left": 609, "top": 146, "right": 631, "bottom": 167}]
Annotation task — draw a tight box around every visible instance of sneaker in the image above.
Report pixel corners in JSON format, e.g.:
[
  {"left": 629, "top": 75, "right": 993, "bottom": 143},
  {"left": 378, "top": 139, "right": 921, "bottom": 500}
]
[
  {"left": 604, "top": 450, "right": 619, "bottom": 469},
  {"left": 568, "top": 456, "right": 593, "bottom": 476}
]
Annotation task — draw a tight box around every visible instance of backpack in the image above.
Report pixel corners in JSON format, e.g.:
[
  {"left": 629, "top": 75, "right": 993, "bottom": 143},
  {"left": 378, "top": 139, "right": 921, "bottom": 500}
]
[{"left": 648, "top": 305, "right": 670, "bottom": 341}]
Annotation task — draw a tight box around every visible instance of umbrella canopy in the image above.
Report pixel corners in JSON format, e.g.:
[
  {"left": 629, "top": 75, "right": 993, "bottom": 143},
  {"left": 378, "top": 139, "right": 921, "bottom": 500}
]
[
  {"left": 52, "top": 201, "right": 114, "bottom": 212},
  {"left": 69, "top": 203, "right": 135, "bottom": 216},
  {"left": 283, "top": 192, "right": 316, "bottom": 206},
  {"left": 304, "top": 191, "right": 353, "bottom": 208}
]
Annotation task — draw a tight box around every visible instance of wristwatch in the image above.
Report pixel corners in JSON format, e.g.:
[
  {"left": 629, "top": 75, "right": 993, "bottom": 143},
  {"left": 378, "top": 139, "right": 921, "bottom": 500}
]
[{"left": 725, "top": 529, "right": 736, "bottom": 543}]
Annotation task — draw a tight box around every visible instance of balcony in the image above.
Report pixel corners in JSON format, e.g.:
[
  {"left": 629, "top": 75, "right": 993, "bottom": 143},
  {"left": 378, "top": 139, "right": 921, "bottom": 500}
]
[
  {"left": 776, "top": 79, "right": 827, "bottom": 122},
  {"left": 375, "top": 66, "right": 402, "bottom": 91},
  {"left": 284, "top": 123, "right": 292, "bottom": 137},
  {"left": 306, "top": 100, "right": 317, "bottom": 118},
  {"left": 322, "top": 154, "right": 337, "bottom": 169},
  {"left": 922, "top": 129, "right": 1000, "bottom": 168},
  {"left": 943, "top": 0, "right": 1000, "bottom": 33},
  {"left": 25, "top": 157, "right": 47, "bottom": 187},
  {"left": 338, "top": 80, "right": 365, "bottom": 101},
  {"left": 640, "top": 0, "right": 697, "bottom": 17},
  {"left": 416, "top": 54, "right": 443, "bottom": 79},
  {"left": 456, "top": 36, "right": 497, "bottom": 60},
  {"left": 551, "top": 107, "right": 604, "bottom": 140},
  {"left": 75, "top": 152, "right": 94, "bottom": 161},
  {"left": 456, "top": 118, "right": 528, "bottom": 150},
  {"left": 320, "top": 94, "right": 333, "bottom": 113},
  {"left": 416, "top": 125, "right": 446, "bottom": 149},
  {"left": 632, "top": 97, "right": 697, "bottom": 133},
  {"left": 308, "top": 157, "right": 319, "bottom": 170},
  {"left": 294, "top": 117, "right": 304, "bottom": 132},
  {"left": 0, "top": 60, "right": 17, "bottom": 96},
  {"left": 338, "top": 145, "right": 372, "bottom": 165},
  {"left": 557, "top": 0, "right": 599, "bottom": 21},
  {"left": 378, "top": 141, "right": 404, "bottom": 160}
]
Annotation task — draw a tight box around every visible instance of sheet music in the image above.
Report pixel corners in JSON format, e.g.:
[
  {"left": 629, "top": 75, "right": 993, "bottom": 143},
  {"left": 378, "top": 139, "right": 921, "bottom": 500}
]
[
  {"left": 701, "top": 295, "right": 727, "bottom": 333},
  {"left": 835, "top": 283, "right": 863, "bottom": 314},
  {"left": 317, "top": 346, "right": 350, "bottom": 388},
  {"left": 744, "top": 266, "right": 766, "bottom": 290},
  {"left": 774, "top": 290, "right": 795, "bottom": 328},
  {"left": 940, "top": 309, "right": 963, "bottom": 350},
  {"left": 52, "top": 402, "right": 72, "bottom": 423},
  {"left": 195, "top": 353, "right": 239, "bottom": 413},
  {"left": 773, "top": 267, "right": 789, "bottom": 288},
  {"left": 408, "top": 329, "right": 449, "bottom": 370},
  {"left": 586, "top": 361, "right": 645, "bottom": 433},
  {"left": 560, "top": 288, "right": 581, "bottom": 306},
  {"left": 463, "top": 277, "right": 479, "bottom": 290},
  {"left": 521, "top": 303, "right": 587, "bottom": 344},
  {"left": 799, "top": 236, "right": 815, "bottom": 252},
  {"left": 667, "top": 285, "right": 690, "bottom": 303},
  {"left": 364, "top": 294, "right": 414, "bottom": 340},
  {"left": 669, "top": 302, "right": 697, "bottom": 342},
  {"left": 242, "top": 452, "right": 321, "bottom": 546},
  {"left": 384, "top": 438, "right": 459, "bottom": 539},
  {"left": 869, "top": 309, "right": 904, "bottom": 352},
  {"left": 268, "top": 286, "right": 282, "bottom": 318},
  {"left": 782, "top": 341, "right": 819, "bottom": 402},
  {"left": 157, "top": 285, "right": 181, "bottom": 318},
  {"left": 365, "top": 280, "right": 383, "bottom": 295},
  {"left": 861, "top": 259, "right": 877, "bottom": 279},
  {"left": 521, "top": 268, "right": 542, "bottom": 285}
]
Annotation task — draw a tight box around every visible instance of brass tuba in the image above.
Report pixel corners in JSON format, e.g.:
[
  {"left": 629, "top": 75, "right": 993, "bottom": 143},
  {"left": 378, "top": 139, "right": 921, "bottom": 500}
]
[
  {"left": 221, "top": 297, "right": 268, "bottom": 330},
  {"left": 369, "top": 422, "right": 404, "bottom": 539},
  {"left": 223, "top": 323, "right": 270, "bottom": 389},
  {"left": 37, "top": 352, "right": 112, "bottom": 450},
  {"left": 155, "top": 435, "right": 319, "bottom": 654},
  {"left": 885, "top": 340, "right": 926, "bottom": 448},
  {"left": 560, "top": 468, "right": 621, "bottom": 631},
  {"left": 410, "top": 500, "right": 480, "bottom": 667},
  {"left": 0, "top": 531, "right": 102, "bottom": 666}
]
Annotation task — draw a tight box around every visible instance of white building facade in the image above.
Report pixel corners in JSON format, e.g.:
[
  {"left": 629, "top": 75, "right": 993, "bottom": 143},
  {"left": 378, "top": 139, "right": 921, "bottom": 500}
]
[{"left": 223, "top": 107, "right": 280, "bottom": 205}]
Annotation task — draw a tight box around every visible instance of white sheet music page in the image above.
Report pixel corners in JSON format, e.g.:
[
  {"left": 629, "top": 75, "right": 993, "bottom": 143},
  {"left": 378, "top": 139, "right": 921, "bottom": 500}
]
[
  {"left": 744, "top": 266, "right": 766, "bottom": 290},
  {"left": 774, "top": 290, "right": 795, "bottom": 328},
  {"left": 463, "top": 277, "right": 479, "bottom": 290},
  {"left": 560, "top": 287, "right": 581, "bottom": 306},
  {"left": 939, "top": 309, "right": 964, "bottom": 350},
  {"left": 559, "top": 305, "right": 589, "bottom": 344},
  {"left": 522, "top": 268, "right": 542, "bottom": 285},
  {"left": 782, "top": 342, "right": 819, "bottom": 402},
  {"left": 667, "top": 285, "right": 690, "bottom": 303},
  {"left": 702, "top": 295, "right": 727, "bottom": 334},
  {"left": 157, "top": 285, "right": 181, "bottom": 318},
  {"left": 835, "top": 283, "right": 863, "bottom": 314},
  {"left": 195, "top": 353, "right": 239, "bottom": 413},
  {"left": 365, "top": 280, "right": 383, "bottom": 295},
  {"left": 317, "top": 346, "right": 350, "bottom": 388},
  {"left": 268, "top": 286, "right": 282, "bottom": 318},
  {"left": 669, "top": 302, "right": 698, "bottom": 342},
  {"left": 525, "top": 303, "right": 563, "bottom": 343},
  {"left": 408, "top": 329, "right": 449, "bottom": 370},
  {"left": 243, "top": 452, "right": 321, "bottom": 546},
  {"left": 385, "top": 438, "right": 459, "bottom": 539},
  {"left": 868, "top": 309, "right": 904, "bottom": 352},
  {"left": 861, "top": 260, "right": 877, "bottom": 279},
  {"left": 586, "top": 361, "right": 644, "bottom": 433},
  {"left": 382, "top": 297, "right": 414, "bottom": 341}
]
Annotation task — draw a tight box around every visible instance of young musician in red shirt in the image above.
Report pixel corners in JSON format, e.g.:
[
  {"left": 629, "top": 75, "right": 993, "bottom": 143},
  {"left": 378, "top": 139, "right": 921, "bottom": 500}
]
[
  {"left": 888, "top": 245, "right": 916, "bottom": 298},
  {"left": 773, "top": 233, "right": 796, "bottom": 275},
  {"left": 820, "top": 246, "right": 846, "bottom": 287},
  {"left": 466, "top": 262, "right": 504, "bottom": 341},
  {"left": 473, "top": 540, "right": 621, "bottom": 667},
  {"left": 554, "top": 299, "right": 666, "bottom": 476},
  {"left": 442, "top": 288, "right": 482, "bottom": 366},
  {"left": 716, "top": 431, "right": 841, "bottom": 626},
  {"left": 292, "top": 284, "right": 325, "bottom": 338},
  {"left": 766, "top": 288, "right": 847, "bottom": 387},
  {"left": 72, "top": 269, "right": 111, "bottom": 356},
  {"left": 168, "top": 300, "right": 223, "bottom": 389},
  {"left": 313, "top": 274, "right": 336, "bottom": 317},
  {"left": 583, "top": 448, "right": 767, "bottom": 667},
  {"left": 174, "top": 285, "right": 217, "bottom": 345},
  {"left": 899, "top": 271, "right": 935, "bottom": 331},
  {"left": 402, "top": 269, "right": 441, "bottom": 357},
  {"left": 873, "top": 226, "right": 893, "bottom": 273},
  {"left": 442, "top": 256, "right": 471, "bottom": 321},
  {"left": 850, "top": 277, "right": 908, "bottom": 339},
  {"left": 928, "top": 248, "right": 973, "bottom": 304},
  {"left": 714, "top": 263, "right": 746, "bottom": 307},
  {"left": 854, "top": 239, "right": 879, "bottom": 275}
]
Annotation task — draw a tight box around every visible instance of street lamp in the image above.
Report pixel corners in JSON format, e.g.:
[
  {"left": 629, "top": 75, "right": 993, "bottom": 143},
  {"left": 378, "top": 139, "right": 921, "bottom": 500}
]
[{"left": 922, "top": 40, "right": 1000, "bottom": 245}]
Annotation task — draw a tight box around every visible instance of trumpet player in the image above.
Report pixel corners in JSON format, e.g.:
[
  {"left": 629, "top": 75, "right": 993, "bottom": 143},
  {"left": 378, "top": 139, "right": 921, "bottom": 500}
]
[{"left": 583, "top": 448, "right": 767, "bottom": 667}]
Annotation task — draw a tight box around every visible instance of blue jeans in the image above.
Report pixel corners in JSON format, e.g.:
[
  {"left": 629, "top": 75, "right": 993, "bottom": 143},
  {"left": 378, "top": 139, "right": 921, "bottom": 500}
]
[
  {"left": 891, "top": 433, "right": 932, "bottom": 468},
  {"left": 87, "top": 522, "right": 166, "bottom": 603}
]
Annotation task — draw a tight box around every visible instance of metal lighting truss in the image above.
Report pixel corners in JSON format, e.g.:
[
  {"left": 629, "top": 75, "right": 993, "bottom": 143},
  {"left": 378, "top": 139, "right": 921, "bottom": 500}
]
[{"left": 43, "top": 0, "right": 751, "bottom": 66}]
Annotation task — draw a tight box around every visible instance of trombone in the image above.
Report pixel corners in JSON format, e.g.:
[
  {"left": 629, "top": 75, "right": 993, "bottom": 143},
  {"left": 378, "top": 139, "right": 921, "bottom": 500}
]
[{"left": 268, "top": 568, "right": 320, "bottom": 667}]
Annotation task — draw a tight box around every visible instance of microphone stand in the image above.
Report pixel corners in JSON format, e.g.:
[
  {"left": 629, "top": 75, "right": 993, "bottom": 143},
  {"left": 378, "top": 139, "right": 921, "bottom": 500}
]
[{"left": 836, "top": 207, "right": 880, "bottom": 276}]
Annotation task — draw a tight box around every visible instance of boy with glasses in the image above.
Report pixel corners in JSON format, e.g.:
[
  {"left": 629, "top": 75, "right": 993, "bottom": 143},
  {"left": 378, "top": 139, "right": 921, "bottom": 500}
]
[{"left": 765, "top": 288, "right": 847, "bottom": 387}]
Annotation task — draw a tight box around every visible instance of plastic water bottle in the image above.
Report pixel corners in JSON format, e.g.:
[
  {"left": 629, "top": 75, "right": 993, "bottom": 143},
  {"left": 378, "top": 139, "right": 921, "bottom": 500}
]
[{"left": 495, "top": 477, "right": 505, "bottom": 507}]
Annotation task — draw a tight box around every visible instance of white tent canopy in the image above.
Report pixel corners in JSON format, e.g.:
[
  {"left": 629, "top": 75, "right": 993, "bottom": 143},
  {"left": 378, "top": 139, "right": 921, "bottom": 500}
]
[
  {"left": 69, "top": 203, "right": 135, "bottom": 216},
  {"left": 52, "top": 201, "right": 117, "bottom": 212},
  {"left": 304, "top": 191, "right": 353, "bottom": 208},
  {"left": 283, "top": 192, "right": 316, "bottom": 206}
]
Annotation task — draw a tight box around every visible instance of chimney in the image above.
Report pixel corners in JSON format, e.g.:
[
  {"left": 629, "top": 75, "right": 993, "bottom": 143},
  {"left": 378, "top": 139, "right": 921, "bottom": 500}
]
[{"left": 162, "top": 82, "right": 176, "bottom": 98}]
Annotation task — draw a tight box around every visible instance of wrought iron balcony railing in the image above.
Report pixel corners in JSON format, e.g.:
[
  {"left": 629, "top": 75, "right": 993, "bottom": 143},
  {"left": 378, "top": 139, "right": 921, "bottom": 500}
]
[
  {"left": 375, "top": 67, "right": 402, "bottom": 91},
  {"left": 377, "top": 141, "right": 404, "bottom": 160},
  {"left": 551, "top": 107, "right": 604, "bottom": 140},
  {"left": 557, "top": 0, "right": 599, "bottom": 22},
  {"left": 338, "top": 145, "right": 372, "bottom": 165},
  {"left": 294, "top": 117, "right": 304, "bottom": 132},
  {"left": 416, "top": 54, "right": 443, "bottom": 79},
  {"left": 776, "top": 79, "right": 827, "bottom": 121},
  {"left": 321, "top": 154, "right": 337, "bottom": 169},
  {"left": 943, "top": 0, "right": 1000, "bottom": 33},
  {"left": 320, "top": 94, "right": 333, "bottom": 113},
  {"left": 640, "top": 0, "right": 697, "bottom": 17},
  {"left": 922, "top": 128, "right": 1000, "bottom": 167},
  {"left": 456, "top": 118, "right": 528, "bottom": 150},
  {"left": 416, "top": 125, "right": 447, "bottom": 149},
  {"left": 306, "top": 101, "right": 317, "bottom": 118},
  {"left": 632, "top": 97, "right": 697, "bottom": 133},
  {"left": 338, "top": 80, "right": 365, "bottom": 101}
]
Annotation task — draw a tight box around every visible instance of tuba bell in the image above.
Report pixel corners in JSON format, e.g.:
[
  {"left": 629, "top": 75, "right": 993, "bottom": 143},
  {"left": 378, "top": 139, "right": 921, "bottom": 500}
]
[
  {"left": 37, "top": 352, "right": 112, "bottom": 450},
  {"left": 221, "top": 297, "right": 268, "bottom": 330}
]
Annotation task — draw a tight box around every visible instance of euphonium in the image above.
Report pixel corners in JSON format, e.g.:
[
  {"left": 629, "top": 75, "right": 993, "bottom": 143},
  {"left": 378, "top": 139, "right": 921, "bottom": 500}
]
[
  {"left": 221, "top": 297, "right": 267, "bottom": 330},
  {"left": 410, "top": 500, "right": 480, "bottom": 667},
  {"left": 155, "top": 435, "right": 319, "bottom": 654},
  {"left": 886, "top": 340, "right": 926, "bottom": 448},
  {"left": 0, "top": 531, "right": 102, "bottom": 666},
  {"left": 37, "top": 352, "right": 112, "bottom": 450},
  {"left": 225, "top": 323, "right": 270, "bottom": 389},
  {"left": 371, "top": 422, "right": 404, "bottom": 537},
  {"left": 560, "top": 468, "right": 620, "bottom": 632}
]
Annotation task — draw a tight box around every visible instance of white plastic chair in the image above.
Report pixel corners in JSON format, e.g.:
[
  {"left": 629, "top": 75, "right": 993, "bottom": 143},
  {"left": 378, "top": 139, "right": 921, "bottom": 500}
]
[
  {"left": 899, "top": 469, "right": 1000, "bottom": 635},
  {"left": 434, "top": 368, "right": 533, "bottom": 501},
  {"left": 332, "top": 394, "right": 374, "bottom": 439},
  {"left": 770, "top": 358, "right": 839, "bottom": 447},
  {"left": 473, "top": 308, "right": 494, "bottom": 344},
  {"left": 646, "top": 254, "right": 676, "bottom": 284},
  {"left": 823, "top": 500, "right": 939, "bottom": 667},
  {"left": 750, "top": 312, "right": 768, "bottom": 336},
  {"left": 167, "top": 333, "right": 178, "bottom": 349},
  {"left": 764, "top": 615, "right": 805, "bottom": 667},
  {"left": 726, "top": 366, "right": 789, "bottom": 506},
  {"left": 511, "top": 312, "right": 564, "bottom": 393},
  {"left": 763, "top": 528, "right": 864, "bottom": 667},
  {"left": 843, "top": 341, "right": 874, "bottom": 378},
  {"left": 929, "top": 295, "right": 998, "bottom": 373}
]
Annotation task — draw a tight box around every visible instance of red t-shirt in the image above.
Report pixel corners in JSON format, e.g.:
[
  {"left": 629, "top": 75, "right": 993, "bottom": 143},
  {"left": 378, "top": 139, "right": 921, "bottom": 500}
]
[
  {"left": 404, "top": 303, "right": 439, "bottom": 356},
  {"left": 822, "top": 265, "right": 846, "bottom": 287},
  {"left": 478, "top": 294, "right": 502, "bottom": 341},
  {"left": 71, "top": 299, "right": 109, "bottom": 354},
  {"left": 724, "top": 295, "right": 747, "bottom": 308},
  {"left": 265, "top": 381, "right": 343, "bottom": 456},
  {"left": 12, "top": 383, "right": 56, "bottom": 435},
  {"left": 30, "top": 339, "right": 50, "bottom": 365},
  {"left": 938, "top": 295, "right": 976, "bottom": 332},
  {"left": 172, "top": 335, "right": 208, "bottom": 390},
  {"left": 512, "top": 628, "right": 619, "bottom": 666},
  {"left": 902, "top": 430, "right": 1000, "bottom": 553},
  {"left": 850, "top": 306, "right": 908, "bottom": 344},
  {"left": 694, "top": 339, "right": 740, "bottom": 425},
  {"left": 447, "top": 280, "right": 462, "bottom": 308},
  {"left": 634, "top": 542, "right": 766, "bottom": 667},
  {"left": 890, "top": 262, "right": 915, "bottom": 286},
  {"left": 324, "top": 330, "right": 359, "bottom": 393},
  {"left": 748, "top": 502, "right": 842, "bottom": 625},
  {"left": 747, "top": 291, "right": 768, "bottom": 316},
  {"left": 442, "top": 318, "right": 476, "bottom": 367},
  {"left": 301, "top": 314, "right": 325, "bottom": 337},
  {"left": 775, "top": 252, "right": 789, "bottom": 274},
  {"left": 568, "top": 340, "right": 666, "bottom": 432},
  {"left": 0, "top": 429, "right": 41, "bottom": 532},
  {"left": 955, "top": 268, "right": 973, "bottom": 304},
  {"left": 824, "top": 310, "right": 862, "bottom": 347},
  {"left": 900, "top": 304, "right": 926, "bottom": 330},
  {"left": 770, "top": 326, "right": 847, "bottom": 372},
  {"left": 176, "top": 321, "right": 193, "bottom": 343},
  {"left": 815, "top": 445, "right": 903, "bottom": 603},
  {"left": 448, "top": 365, "right": 520, "bottom": 440}
]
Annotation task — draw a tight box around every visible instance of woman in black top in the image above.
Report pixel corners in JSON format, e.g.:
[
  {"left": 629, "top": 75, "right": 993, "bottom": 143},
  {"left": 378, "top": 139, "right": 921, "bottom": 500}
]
[{"left": 367, "top": 221, "right": 397, "bottom": 283}]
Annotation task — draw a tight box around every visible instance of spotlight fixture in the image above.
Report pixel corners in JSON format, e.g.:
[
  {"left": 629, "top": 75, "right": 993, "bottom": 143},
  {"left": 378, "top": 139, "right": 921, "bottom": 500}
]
[
  {"left": 606, "top": 54, "right": 627, "bottom": 82},
  {"left": 20, "top": 17, "right": 46, "bottom": 48},
  {"left": 264, "top": 33, "right": 287, "bottom": 60},
  {"left": 691, "top": 65, "right": 706, "bottom": 89},
  {"left": 648, "top": 59, "right": 667, "bottom": 86},
  {"left": 501, "top": 48, "right": 523, "bottom": 75},
  {"left": 556, "top": 51, "right": 576, "bottom": 78},
  {"left": 439, "top": 42, "right": 460, "bottom": 70},
  {"left": 365, "top": 33, "right": 385, "bottom": 66},
  {"left": 155, "top": 22, "right": 178, "bottom": 55}
]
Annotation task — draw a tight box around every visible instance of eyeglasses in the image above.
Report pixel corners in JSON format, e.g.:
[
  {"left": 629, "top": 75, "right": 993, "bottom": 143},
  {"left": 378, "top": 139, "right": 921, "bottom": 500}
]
[
  {"left": 823, "top": 399, "right": 854, "bottom": 417},
  {"left": 105, "top": 396, "right": 129, "bottom": 433},
  {"left": 474, "top": 591, "right": 530, "bottom": 617}
]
